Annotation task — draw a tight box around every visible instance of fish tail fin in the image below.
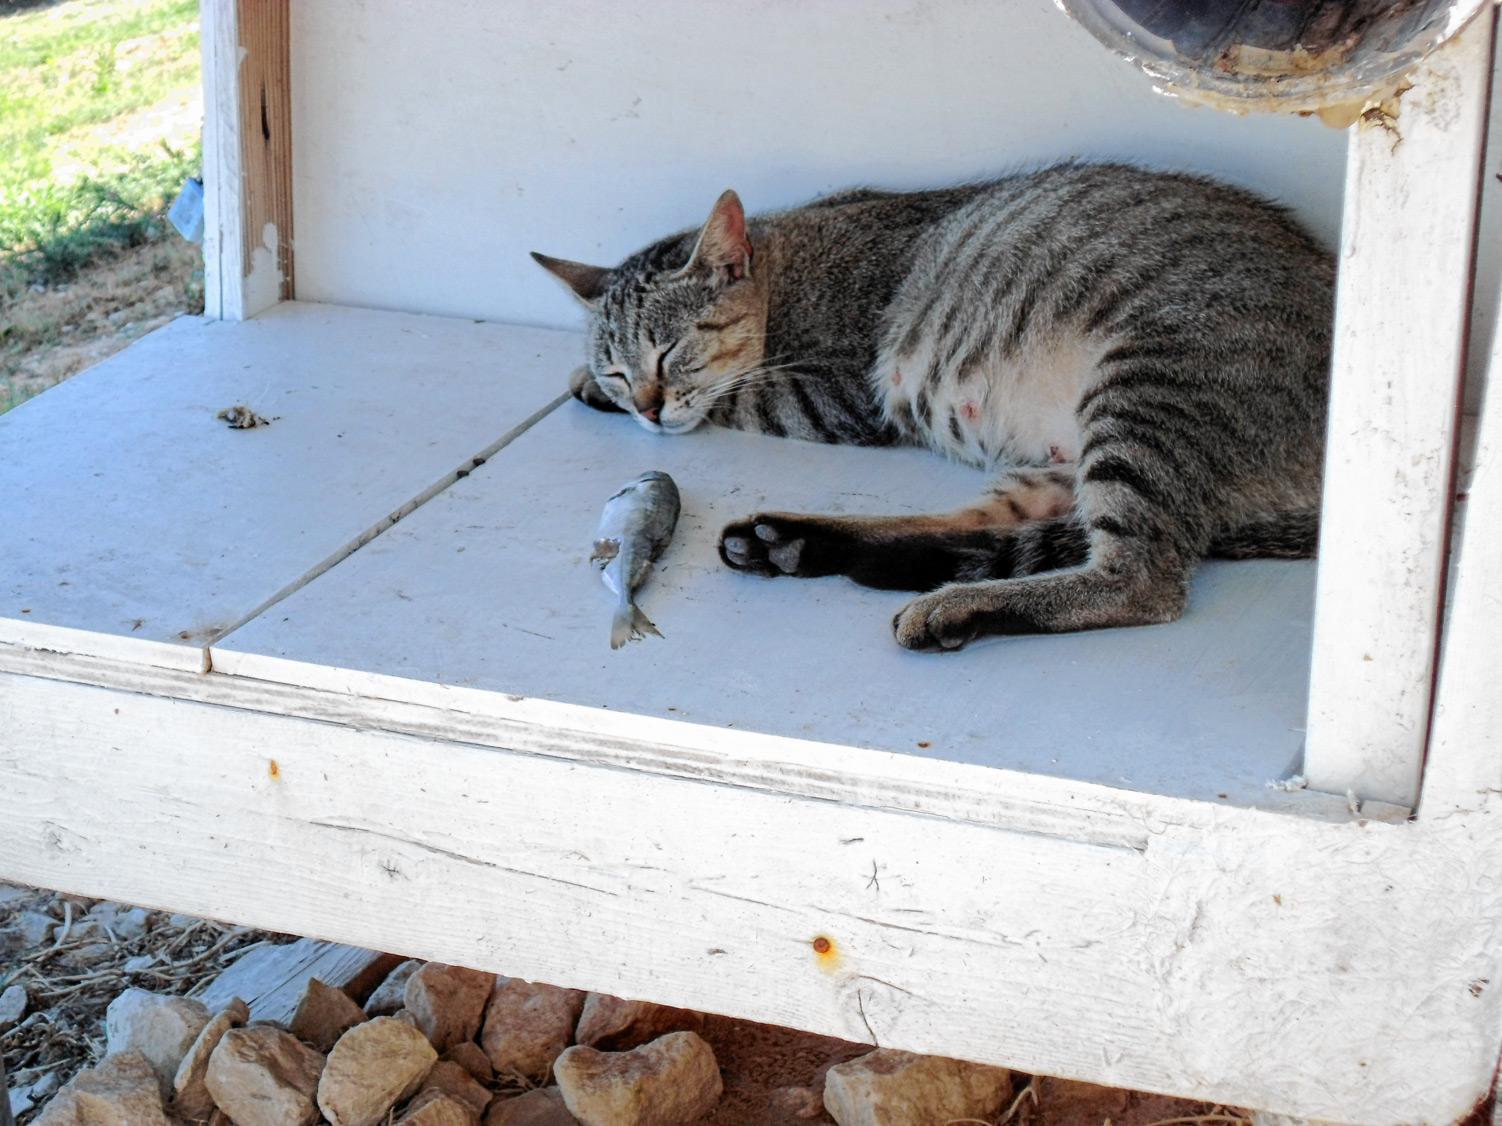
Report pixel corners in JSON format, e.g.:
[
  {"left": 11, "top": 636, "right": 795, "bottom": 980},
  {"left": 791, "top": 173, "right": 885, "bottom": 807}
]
[{"left": 610, "top": 599, "right": 662, "bottom": 649}]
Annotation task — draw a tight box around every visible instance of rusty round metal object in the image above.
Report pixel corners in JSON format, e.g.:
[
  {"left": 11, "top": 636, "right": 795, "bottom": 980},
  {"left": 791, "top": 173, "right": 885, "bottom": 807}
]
[{"left": 1057, "top": 0, "right": 1487, "bottom": 116}]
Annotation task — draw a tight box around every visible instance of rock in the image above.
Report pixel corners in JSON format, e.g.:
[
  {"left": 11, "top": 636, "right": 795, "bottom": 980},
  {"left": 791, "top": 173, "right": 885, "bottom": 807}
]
[
  {"left": 481, "top": 978, "right": 587, "bottom": 1084},
  {"left": 769, "top": 1085, "right": 828, "bottom": 1119},
  {"left": 88, "top": 903, "right": 152, "bottom": 942},
  {"left": 13, "top": 909, "right": 56, "bottom": 946},
  {"left": 61, "top": 943, "right": 114, "bottom": 968},
  {"left": 168, "top": 913, "right": 201, "bottom": 930},
  {"left": 123, "top": 954, "right": 157, "bottom": 972},
  {"left": 1037, "top": 1076, "right": 1130, "bottom": 1120},
  {"left": 318, "top": 1014, "right": 438, "bottom": 1126},
  {"left": 422, "top": 1060, "right": 492, "bottom": 1117},
  {"left": 405, "top": 963, "right": 496, "bottom": 1052},
  {"left": 573, "top": 995, "right": 704, "bottom": 1053},
  {"left": 0, "top": 982, "right": 28, "bottom": 1032},
  {"left": 397, "top": 1088, "right": 480, "bottom": 1126},
  {"left": 33, "top": 1050, "right": 171, "bottom": 1126},
  {"left": 554, "top": 1031, "right": 722, "bottom": 1126},
  {"left": 442, "top": 1041, "right": 495, "bottom": 1084},
  {"left": 30, "top": 1071, "right": 62, "bottom": 1102},
  {"left": 104, "top": 988, "right": 214, "bottom": 1098},
  {"left": 822, "top": 1049, "right": 1012, "bottom": 1126},
  {"left": 484, "top": 1088, "right": 582, "bottom": 1126},
  {"left": 204, "top": 1025, "right": 325, "bottom": 1126},
  {"left": 290, "top": 977, "right": 369, "bottom": 1052},
  {"left": 365, "top": 959, "right": 424, "bottom": 1017},
  {"left": 172, "top": 998, "right": 250, "bottom": 1122},
  {"left": 10, "top": 1088, "right": 35, "bottom": 1121}
]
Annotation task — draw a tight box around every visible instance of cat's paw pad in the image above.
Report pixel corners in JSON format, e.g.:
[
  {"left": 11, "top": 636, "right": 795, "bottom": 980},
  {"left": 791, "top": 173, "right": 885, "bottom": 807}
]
[
  {"left": 720, "top": 517, "right": 808, "bottom": 576},
  {"left": 892, "top": 589, "right": 981, "bottom": 652}
]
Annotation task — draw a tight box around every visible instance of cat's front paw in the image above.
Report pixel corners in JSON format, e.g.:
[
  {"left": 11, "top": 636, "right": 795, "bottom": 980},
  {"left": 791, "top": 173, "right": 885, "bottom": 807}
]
[
  {"left": 892, "top": 587, "right": 985, "bottom": 651},
  {"left": 719, "top": 515, "right": 830, "bottom": 577},
  {"left": 568, "top": 366, "right": 626, "bottom": 414}
]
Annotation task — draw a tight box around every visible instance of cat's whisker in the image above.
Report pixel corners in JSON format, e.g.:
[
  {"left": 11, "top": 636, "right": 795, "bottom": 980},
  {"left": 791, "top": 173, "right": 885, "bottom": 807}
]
[{"left": 692, "top": 359, "right": 814, "bottom": 402}]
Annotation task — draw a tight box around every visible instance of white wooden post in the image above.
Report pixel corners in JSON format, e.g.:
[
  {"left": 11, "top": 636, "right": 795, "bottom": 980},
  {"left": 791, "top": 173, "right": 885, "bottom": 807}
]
[
  {"left": 1303, "top": 9, "right": 1495, "bottom": 809},
  {"left": 202, "top": 0, "right": 293, "bottom": 321},
  {"left": 1423, "top": 228, "right": 1502, "bottom": 813}
]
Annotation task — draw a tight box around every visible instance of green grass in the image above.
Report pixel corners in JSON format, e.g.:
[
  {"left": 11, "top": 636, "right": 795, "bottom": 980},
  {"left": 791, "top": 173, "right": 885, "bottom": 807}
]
[{"left": 0, "top": 0, "right": 200, "bottom": 293}]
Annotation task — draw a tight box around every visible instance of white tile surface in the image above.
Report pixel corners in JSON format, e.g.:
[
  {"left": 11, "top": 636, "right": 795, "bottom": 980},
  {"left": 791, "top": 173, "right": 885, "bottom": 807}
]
[
  {"left": 0, "top": 303, "right": 577, "bottom": 645},
  {"left": 219, "top": 402, "right": 1315, "bottom": 805}
]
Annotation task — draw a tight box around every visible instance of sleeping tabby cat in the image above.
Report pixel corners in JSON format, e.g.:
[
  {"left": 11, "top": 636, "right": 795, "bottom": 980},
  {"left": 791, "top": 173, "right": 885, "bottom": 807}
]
[{"left": 533, "top": 162, "right": 1333, "bottom": 651}]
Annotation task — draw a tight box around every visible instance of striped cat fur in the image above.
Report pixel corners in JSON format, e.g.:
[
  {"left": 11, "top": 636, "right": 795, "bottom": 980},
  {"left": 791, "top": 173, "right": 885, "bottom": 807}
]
[{"left": 533, "top": 162, "right": 1333, "bottom": 650}]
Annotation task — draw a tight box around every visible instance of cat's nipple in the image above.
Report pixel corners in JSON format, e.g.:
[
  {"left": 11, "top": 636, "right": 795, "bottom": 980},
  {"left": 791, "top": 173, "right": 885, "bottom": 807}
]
[
  {"left": 891, "top": 368, "right": 903, "bottom": 387},
  {"left": 960, "top": 400, "right": 980, "bottom": 423}
]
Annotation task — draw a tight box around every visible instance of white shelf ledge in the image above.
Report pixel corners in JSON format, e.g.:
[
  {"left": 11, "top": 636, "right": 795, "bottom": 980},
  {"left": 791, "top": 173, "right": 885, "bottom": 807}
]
[
  {"left": 217, "top": 399, "right": 1320, "bottom": 810},
  {"left": 0, "top": 303, "right": 577, "bottom": 654}
]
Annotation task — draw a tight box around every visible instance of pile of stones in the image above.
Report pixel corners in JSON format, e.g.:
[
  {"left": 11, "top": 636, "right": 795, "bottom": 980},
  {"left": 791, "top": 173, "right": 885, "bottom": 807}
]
[{"left": 27, "top": 959, "right": 1016, "bottom": 1126}]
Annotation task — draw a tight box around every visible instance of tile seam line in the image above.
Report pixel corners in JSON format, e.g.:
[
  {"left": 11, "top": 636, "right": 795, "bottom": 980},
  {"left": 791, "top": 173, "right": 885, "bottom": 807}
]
[{"left": 201, "top": 390, "right": 572, "bottom": 669}]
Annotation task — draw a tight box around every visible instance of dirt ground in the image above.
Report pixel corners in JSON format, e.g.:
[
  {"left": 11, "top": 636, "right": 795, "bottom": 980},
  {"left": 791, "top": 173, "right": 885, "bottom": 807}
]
[
  {"left": 1, "top": 234, "right": 203, "bottom": 411},
  {"left": 0, "top": 883, "right": 289, "bottom": 1124}
]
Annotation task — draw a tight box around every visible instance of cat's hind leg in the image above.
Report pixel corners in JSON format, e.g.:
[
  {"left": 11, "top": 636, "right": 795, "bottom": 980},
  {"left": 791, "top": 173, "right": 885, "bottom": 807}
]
[
  {"left": 889, "top": 519, "right": 1191, "bottom": 649},
  {"left": 889, "top": 415, "right": 1208, "bottom": 647},
  {"left": 718, "top": 465, "right": 1074, "bottom": 591}
]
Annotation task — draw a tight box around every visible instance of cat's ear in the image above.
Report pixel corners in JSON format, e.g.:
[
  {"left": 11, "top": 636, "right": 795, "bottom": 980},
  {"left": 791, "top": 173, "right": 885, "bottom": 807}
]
[
  {"left": 531, "top": 252, "right": 611, "bottom": 304},
  {"left": 685, "top": 190, "right": 752, "bottom": 281}
]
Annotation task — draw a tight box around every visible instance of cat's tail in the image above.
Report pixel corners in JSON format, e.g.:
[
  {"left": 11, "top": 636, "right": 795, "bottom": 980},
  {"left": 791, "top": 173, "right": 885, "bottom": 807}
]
[
  {"left": 610, "top": 598, "right": 663, "bottom": 649},
  {"left": 1207, "top": 510, "right": 1319, "bottom": 559}
]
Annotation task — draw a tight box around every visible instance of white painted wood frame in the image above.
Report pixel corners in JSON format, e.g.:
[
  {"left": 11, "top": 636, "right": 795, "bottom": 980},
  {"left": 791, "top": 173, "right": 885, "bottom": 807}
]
[
  {"left": 2, "top": 608, "right": 1501, "bottom": 1126},
  {"left": 1304, "top": 10, "right": 1496, "bottom": 809},
  {"left": 202, "top": 0, "right": 291, "bottom": 321},
  {"left": 5, "top": 3, "right": 1502, "bottom": 1125}
]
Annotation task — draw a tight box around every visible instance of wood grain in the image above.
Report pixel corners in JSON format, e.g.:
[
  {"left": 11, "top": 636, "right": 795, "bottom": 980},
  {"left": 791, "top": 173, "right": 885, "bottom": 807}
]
[
  {"left": 237, "top": 0, "right": 292, "bottom": 305},
  {"left": 1, "top": 667, "right": 1500, "bottom": 1126},
  {"left": 1424, "top": 201, "right": 1502, "bottom": 815},
  {"left": 202, "top": 0, "right": 292, "bottom": 320},
  {"left": 1303, "top": 9, "right": 1495, "bottom": 807},
  {"left": 197, "top": 939, "right": 402, "bottom": 1023}
]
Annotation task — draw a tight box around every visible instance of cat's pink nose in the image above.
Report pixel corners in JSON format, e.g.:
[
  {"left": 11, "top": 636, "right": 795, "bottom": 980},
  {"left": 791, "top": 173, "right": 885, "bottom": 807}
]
[{"left": 642, "top": 406, "right": 660, "bottom": 423}]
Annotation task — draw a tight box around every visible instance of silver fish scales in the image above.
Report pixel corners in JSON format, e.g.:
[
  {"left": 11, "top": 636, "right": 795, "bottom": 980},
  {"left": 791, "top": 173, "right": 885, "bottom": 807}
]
[{"left": 591, "top": 471, "right": 681, "bottom": 649}]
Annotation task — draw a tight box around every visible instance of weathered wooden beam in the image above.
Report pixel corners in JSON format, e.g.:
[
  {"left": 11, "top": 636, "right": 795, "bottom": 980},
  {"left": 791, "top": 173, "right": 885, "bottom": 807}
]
[
  {"left": 1303, "top": 8, "right": 1496, "bottom": 807},
  {"left": 2, "top": 648, "right": 1501, "bottom": 1126},
  {"left": 202, "top": 0, "right": 293, "bottom": 320},
  {"left": 1423, "top": 126, "right": 1502, "bottom": 817},
  {"left": 196, "top": 938, "right": 402, "bottom": 1024}
]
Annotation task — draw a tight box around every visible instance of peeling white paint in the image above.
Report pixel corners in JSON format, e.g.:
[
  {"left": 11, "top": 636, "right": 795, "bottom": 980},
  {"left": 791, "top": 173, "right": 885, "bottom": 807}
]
[{"left": 244, "top": 221, "right": 283, "bottom": 319}]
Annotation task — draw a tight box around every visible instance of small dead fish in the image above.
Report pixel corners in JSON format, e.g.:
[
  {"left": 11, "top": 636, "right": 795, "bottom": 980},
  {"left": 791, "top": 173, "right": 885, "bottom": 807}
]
[{"left": 592, "top": 471, "right": 681, "bottom": 649}]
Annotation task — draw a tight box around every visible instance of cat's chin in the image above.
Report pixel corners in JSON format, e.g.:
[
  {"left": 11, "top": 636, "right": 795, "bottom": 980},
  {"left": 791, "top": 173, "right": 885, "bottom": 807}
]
[{"left": 633, "top": 414, "right": 703, "bottom": 436}]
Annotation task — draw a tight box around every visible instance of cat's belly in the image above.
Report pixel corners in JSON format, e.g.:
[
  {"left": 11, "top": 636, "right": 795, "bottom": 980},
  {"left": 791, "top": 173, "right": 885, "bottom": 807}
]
[{"left": 874, "top": 332, "right": 1107, "bottom": 469}]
